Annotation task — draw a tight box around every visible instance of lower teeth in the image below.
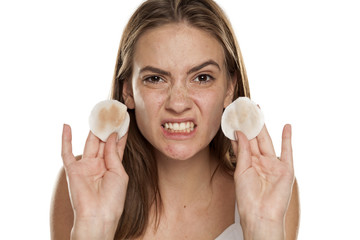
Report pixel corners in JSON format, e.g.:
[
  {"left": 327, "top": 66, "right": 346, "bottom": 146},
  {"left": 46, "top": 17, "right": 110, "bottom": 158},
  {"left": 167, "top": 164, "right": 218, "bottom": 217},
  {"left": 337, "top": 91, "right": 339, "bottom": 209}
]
[{"left": 165, "top": 128, "right": 194, "bottom": 133}]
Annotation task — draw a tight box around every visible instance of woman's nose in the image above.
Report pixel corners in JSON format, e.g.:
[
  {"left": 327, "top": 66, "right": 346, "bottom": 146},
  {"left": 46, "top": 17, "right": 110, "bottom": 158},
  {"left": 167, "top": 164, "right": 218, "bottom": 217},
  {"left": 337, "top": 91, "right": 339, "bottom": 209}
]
[{"left": 165, "top": 83, "right": 192, "bottom": 114}]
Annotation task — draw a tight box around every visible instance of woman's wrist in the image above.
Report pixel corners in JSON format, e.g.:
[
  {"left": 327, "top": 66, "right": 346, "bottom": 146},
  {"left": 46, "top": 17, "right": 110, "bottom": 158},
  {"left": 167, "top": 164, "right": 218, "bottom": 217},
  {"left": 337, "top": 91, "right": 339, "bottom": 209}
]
[
  {"left": 71, "top": 217, "right": 118, "bottom": 240},
  {"left": 240, "top": 216, "right": 285, "bottom": 240}
]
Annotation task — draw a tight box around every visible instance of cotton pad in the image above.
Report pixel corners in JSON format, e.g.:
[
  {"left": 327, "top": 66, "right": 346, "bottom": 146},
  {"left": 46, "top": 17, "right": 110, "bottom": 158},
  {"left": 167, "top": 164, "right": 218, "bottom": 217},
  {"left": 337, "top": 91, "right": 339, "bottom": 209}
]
[
  {"left": 89, "top": 100, "right": 130, "bottom": 142},
  {"left": 221, "top": 97, "right": 264, "bottom": 140}
]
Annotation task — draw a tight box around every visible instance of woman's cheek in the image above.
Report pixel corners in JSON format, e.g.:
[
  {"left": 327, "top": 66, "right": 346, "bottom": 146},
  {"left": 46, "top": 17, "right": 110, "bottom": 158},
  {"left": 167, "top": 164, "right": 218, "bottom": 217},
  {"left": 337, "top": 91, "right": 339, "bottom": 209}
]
[
  {"left": 195, "top": 92, "right": 224, "bottom": 131},
  {"left": 134, "top": 90, "right": 165, "bottom": 136}
]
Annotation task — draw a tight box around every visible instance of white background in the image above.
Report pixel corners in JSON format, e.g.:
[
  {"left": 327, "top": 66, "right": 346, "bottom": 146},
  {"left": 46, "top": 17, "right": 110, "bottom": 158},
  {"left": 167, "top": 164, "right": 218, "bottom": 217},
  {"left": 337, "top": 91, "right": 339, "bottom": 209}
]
[{"left": 1, "top": 0, "right": 359, "bottom": 239}]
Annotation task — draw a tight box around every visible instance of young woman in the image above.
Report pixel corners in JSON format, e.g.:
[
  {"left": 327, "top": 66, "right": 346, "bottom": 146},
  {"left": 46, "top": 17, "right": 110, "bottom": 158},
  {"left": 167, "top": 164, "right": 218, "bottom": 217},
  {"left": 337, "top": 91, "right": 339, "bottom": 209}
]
[{"left": 51, "top": 0, "right": 300, "bottom": 239}]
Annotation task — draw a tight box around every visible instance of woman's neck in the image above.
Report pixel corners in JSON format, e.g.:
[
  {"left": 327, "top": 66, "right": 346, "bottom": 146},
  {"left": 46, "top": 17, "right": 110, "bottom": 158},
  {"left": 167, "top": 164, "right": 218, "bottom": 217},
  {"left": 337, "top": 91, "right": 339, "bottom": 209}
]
[
  {"left": 154, "top": 146, "right": 218, "bottom": 210},
  {"left": 141, "top": 147, "right": 236, "bottom": 240}
]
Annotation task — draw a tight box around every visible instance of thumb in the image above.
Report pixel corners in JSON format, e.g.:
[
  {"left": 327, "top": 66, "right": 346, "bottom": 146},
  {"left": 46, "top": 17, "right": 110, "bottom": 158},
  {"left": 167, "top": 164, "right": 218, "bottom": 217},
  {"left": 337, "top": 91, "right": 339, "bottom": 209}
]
[
  {"left": 104, "top": 132, "right": 127, "bottom": 175},
  {"left": 116, "top": 132, "right": 128, "bottom": 162},
  {"left": 233, "top": 131, "right": 252, "bottom": 176}
]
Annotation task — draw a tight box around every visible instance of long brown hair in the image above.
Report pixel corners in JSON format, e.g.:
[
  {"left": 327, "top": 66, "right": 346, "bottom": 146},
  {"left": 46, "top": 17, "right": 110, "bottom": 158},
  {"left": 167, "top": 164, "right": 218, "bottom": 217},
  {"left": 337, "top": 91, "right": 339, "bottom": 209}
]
[{"left": 111, "top": 0, "right": 250, "bottom": 238}]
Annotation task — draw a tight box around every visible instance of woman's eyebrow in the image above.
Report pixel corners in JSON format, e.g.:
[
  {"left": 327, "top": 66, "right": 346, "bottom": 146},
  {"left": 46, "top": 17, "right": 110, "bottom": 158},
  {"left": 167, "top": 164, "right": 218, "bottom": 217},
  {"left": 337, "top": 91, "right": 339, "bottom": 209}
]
[
  {"left": 139, "top": 66, "right": 171, "bottom": 77},
  {"left": 187, "top": 60, "right": 220, "bottom": 74}
]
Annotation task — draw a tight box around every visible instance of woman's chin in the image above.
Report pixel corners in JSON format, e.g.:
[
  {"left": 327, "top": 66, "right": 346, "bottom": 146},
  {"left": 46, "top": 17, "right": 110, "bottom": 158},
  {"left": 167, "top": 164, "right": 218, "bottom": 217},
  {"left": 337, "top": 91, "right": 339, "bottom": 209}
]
[{"left": 156, "top": 144, "right": 204, "bottom": 161}]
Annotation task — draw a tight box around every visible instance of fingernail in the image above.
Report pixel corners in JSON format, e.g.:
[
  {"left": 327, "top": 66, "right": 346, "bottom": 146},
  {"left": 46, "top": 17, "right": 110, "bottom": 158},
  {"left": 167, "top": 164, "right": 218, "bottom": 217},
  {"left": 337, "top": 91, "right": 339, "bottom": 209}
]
[{"left": 234, "top": 131, "right": 238, "bottom": 141}]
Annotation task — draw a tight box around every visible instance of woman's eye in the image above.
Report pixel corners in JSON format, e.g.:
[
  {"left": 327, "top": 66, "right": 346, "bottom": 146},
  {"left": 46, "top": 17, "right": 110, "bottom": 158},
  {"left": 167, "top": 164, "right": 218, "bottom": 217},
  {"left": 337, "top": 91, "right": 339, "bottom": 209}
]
[
  {"left": 194, "top": 74, "right": 214, "bottom": 84},
  {"left": 144, "top": 76, "right": 163, "bottom": 84}
]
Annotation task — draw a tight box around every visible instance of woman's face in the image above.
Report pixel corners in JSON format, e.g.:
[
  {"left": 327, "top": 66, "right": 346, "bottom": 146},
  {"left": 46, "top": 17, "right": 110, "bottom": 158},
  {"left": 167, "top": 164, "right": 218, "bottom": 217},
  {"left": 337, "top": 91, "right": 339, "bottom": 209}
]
[{"left": 126, "top": 23, "right": 234, "bottom": 160}]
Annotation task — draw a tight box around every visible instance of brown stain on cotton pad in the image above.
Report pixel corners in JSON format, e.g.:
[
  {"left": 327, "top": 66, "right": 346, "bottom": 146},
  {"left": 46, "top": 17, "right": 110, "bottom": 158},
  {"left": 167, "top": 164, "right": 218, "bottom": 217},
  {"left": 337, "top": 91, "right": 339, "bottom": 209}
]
[
  {"left": 98, "top": 103, "right": 126, "bottom": 131},
  {"left": 89, "top": 100, "right": 130, "bottom": 142},
  {"left": 221, "top": 97, "right": 264, "bottom": 140}
]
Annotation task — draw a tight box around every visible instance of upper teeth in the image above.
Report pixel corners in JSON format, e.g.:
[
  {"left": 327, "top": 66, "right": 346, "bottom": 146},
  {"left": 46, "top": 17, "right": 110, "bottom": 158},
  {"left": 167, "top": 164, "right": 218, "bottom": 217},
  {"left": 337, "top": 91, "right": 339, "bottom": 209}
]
[{"left": 164, "top": 121, "right": 195, "bottom": 132}]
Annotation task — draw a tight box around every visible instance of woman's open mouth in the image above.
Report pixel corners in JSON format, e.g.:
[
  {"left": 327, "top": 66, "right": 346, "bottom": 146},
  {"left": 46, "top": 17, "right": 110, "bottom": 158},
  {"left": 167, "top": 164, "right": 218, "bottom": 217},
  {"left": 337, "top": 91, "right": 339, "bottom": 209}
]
[
  {"left": 162, "top": 121, "right": 196, "bottom": 133},
  {"left": 161, "top": 120, "right": 197, "bottom": 139}
]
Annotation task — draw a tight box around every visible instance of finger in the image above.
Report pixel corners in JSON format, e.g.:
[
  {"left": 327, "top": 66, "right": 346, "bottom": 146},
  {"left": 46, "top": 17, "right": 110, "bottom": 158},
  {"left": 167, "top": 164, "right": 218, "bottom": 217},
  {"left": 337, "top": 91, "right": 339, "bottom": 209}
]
[
  {"left": 116, "top": 132, "right": 128, "bottom": 162},
  {"left": 61, "top": 124, "right": 75, "bottom": 167},
  {"left": 280, "top": 124, "right": 293, "bottom": 166},
  {"left": 249, "top": 138, "right": 261, "bottom": 156},
  {"left": 104, "top": 132, "right": 123, "bottom": 174},
  {"left": 256, "top": 124, "right": 276, "bottom": 157},
  {"left": 231, "top": 132, "right": 258, "bottom": 159},
  {"left": 234, "top": 131, "right": 252, "bottom": 176},
  {"left": 97, "top": 141, "right": 105, "bottom": 158},
  {"left": 83, "top": 131, "right": 100, "bottom": 158}
]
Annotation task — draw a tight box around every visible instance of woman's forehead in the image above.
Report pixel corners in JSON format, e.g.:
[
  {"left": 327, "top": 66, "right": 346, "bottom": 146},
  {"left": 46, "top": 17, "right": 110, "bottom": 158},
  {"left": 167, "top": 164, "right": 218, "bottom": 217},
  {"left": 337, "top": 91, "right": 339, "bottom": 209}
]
[{"left": 133, "top": 23, "right": 226, "bottom": 70}]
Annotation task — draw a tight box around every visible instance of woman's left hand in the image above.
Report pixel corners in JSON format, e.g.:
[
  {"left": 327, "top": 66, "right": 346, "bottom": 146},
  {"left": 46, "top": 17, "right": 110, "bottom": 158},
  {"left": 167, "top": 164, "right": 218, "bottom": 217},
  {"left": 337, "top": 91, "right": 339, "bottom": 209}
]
[{"left": 232, "top": 124, "right": 295, "bottom": 240}]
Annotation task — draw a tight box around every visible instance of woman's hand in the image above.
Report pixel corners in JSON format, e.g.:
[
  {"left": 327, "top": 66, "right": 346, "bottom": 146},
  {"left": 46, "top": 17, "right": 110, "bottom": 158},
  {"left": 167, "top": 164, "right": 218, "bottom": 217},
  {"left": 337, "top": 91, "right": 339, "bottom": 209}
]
[
  {"left": 61, "top": 124, "right": 129, "bottom": 240},
  {"left": 232, "top": 124, "right": 295, "bottom": 240}
]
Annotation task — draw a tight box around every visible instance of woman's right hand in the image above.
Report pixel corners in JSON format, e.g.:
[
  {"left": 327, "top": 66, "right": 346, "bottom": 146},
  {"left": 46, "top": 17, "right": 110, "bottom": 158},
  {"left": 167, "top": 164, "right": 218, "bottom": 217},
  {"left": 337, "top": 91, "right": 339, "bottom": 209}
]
[{"left": 61, "top": 124, "right": 129, "bottom": 240}]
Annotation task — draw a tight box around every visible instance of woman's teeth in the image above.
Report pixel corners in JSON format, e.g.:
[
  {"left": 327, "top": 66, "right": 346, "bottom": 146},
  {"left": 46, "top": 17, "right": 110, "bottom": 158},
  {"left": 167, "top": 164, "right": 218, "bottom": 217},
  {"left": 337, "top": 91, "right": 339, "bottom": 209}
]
[{"left": 163, "top": 121, "right": 195, "bottom": 133}]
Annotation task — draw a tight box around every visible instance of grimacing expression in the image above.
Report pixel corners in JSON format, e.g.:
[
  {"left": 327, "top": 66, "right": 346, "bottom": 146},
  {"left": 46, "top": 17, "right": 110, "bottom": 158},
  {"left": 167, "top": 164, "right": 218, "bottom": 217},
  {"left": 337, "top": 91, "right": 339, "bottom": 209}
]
[{"left": 124, "top": 23, "right": 234, "bottom": 161}]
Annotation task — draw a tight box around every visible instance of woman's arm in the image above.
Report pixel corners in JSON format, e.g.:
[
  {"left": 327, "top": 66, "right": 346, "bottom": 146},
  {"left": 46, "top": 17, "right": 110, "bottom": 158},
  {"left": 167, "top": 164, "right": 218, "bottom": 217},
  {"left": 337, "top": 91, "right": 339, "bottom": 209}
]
[{"left": 285, "top": 178, "right": 300, "bottom": 240}]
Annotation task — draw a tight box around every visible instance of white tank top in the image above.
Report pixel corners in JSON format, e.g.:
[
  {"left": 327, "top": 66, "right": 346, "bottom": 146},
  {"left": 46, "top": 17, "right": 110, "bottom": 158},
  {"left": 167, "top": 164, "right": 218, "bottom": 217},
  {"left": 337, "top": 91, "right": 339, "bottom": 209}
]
[{"left": 215, "top": 204, "right": 244, "bottom": 240}]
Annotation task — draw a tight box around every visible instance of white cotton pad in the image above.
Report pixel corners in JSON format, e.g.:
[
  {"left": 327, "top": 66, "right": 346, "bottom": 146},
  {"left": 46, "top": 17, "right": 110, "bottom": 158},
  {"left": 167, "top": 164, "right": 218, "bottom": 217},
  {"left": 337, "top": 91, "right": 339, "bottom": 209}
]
[
  {"left": 221, "top": 97, "right": 264, "bottom": 140},
  {"left": 89, "top": 100, "right": 130, "bottom": 142}
]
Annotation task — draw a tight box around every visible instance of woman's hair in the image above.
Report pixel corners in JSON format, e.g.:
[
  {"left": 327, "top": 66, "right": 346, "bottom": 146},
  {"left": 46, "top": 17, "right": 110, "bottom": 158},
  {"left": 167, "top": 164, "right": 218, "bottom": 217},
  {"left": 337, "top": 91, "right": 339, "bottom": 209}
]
[{"left": 110, "top": 0, "right": 250, "bottom": 238}]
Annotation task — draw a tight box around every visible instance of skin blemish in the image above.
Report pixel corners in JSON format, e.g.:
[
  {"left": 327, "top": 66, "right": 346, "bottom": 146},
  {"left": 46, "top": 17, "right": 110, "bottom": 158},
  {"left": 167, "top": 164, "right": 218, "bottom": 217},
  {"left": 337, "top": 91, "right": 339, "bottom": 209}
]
[{"left": 98, "top": 104, "right": 125, "bottom": 131}]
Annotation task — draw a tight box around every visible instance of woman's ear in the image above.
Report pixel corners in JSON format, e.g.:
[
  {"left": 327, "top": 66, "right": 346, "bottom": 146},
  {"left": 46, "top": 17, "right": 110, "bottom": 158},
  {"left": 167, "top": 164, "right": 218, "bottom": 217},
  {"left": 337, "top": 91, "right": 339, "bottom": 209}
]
[
  {"left": 122, "top": 80, "right": 135, "bottom": 109},
  {"left": 223, "top": 73, "right": 236, "bottom": 108}
]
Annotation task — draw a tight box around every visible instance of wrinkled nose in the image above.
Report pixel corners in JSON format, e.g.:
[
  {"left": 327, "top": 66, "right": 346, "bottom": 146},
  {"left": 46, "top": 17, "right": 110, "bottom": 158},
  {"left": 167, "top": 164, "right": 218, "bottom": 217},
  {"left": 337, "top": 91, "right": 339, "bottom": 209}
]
[{"left": 165, "top": 84, "right": 192, "bottom": 114}]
